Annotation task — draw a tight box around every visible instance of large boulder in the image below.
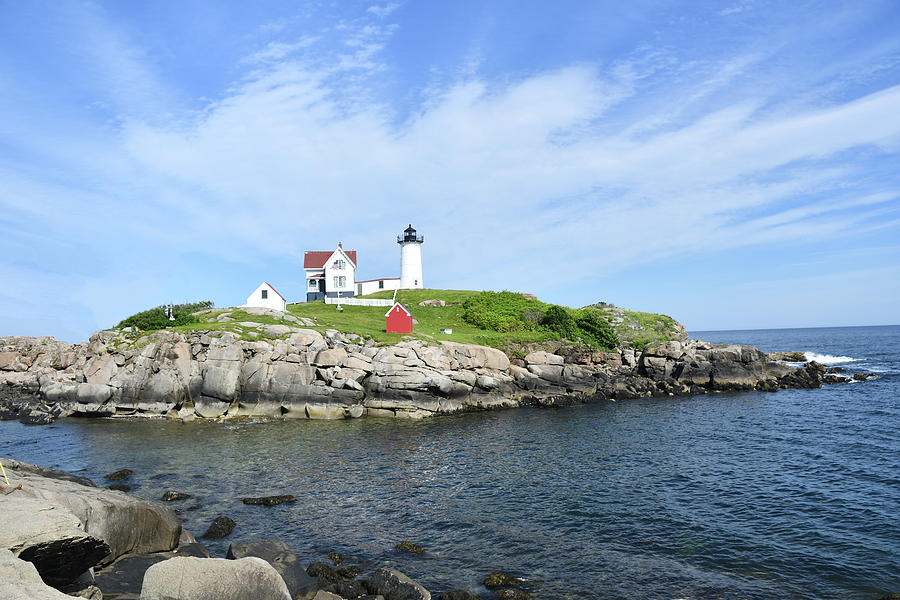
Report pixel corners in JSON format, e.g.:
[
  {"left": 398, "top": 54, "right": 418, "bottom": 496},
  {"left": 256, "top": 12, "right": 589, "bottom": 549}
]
[
  {"left": 0, "top": 493, "right": 109, "bottom": 586},
  {"left": 0, "top": 549, "right": 74, "bottom": 600},
  {"left": 140, "top": 556, "right": 292, "bottom": 600},
  {"left": 1, "top": 459, "right": 180, "bottom": 566},
  {"left": 226, "top": 539, "right": 317, "bottom": 600}
]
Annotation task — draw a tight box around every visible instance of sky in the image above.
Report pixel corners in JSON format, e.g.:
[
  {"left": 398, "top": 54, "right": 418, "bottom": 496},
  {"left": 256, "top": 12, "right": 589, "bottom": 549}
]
[{"left": 1, "top": 0, "right": 899, "bottom": 342}]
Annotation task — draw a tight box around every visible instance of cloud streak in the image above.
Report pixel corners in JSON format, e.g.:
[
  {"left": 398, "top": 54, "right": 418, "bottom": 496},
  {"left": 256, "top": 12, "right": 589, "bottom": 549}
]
[{"left": 1, "top": 1, "right": 899, "bottom": 338}]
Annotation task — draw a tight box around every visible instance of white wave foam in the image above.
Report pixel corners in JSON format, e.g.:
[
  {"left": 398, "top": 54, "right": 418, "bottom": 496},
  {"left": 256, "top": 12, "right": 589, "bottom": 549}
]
[
  {"left": 804, "top": 352, "right": 860, "bottom": 365},
  {"left": 864, "top": 365, "right": 899, "bottom": 374}
]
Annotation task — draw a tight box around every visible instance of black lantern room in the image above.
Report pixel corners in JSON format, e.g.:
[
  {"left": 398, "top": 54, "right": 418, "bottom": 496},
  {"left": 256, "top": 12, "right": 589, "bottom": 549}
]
[{"left": 397, "top": 224, "right": 424, "bottom": 244}]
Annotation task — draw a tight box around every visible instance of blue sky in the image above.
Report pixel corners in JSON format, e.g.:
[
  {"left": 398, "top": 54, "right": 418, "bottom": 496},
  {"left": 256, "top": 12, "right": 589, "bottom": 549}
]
[{"left": 2, "top": 1, "right": 899, "bottom": 342}]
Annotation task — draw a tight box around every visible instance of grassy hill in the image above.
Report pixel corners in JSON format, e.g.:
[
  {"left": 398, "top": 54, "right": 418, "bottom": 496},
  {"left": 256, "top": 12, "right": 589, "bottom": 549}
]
[{"left": 108, "top": 289, "right": 682, "bottom": 352}]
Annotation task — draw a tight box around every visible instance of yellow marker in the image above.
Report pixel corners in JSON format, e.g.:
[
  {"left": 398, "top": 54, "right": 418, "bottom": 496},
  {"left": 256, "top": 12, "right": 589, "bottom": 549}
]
[{"left": 0, "top": 459, "right": 8, "bottom": 486}]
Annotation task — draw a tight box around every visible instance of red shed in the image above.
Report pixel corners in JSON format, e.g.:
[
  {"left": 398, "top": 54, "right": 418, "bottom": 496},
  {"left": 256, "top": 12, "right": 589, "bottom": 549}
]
[{"left": 385, "top": 302, "right": 413, "bottom": 334}]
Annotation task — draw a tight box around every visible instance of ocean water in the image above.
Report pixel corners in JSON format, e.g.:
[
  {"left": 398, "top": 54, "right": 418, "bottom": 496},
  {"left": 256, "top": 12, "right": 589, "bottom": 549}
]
[{"left": 1, "top": 325, "right": 898, "bottom": 599}]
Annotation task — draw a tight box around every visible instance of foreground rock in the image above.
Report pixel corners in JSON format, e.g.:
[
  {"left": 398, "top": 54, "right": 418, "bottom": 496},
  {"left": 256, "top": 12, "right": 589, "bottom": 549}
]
[
  {"left": 140, "top": 556, "right": 291, "bottom": 600},
  {"left": 227, "top": 539, "right": 318, "bottom": 600},
  {"left": 0, "top": 459, "right": 184, "bottom": 599},
  {"left": 0, "top": 549, "right": 73, "bottom": 600},
  {"left": 0, "top": 327, "right": 838, "bottom": 423},
  {"left": 0, "top": 459, "right": 181, "bottom": 566},
  {"left": 366, "top": 567, "right": 431, "bottom": 600},
  {"left": 0, "top": 493, "right": 109, "bottom": 586}
]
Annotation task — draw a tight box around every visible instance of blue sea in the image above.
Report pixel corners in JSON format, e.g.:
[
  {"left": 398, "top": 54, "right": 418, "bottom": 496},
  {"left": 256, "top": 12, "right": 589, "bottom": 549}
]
[{"left": 2, "top": 325, "right": 898, "bottom": 599}]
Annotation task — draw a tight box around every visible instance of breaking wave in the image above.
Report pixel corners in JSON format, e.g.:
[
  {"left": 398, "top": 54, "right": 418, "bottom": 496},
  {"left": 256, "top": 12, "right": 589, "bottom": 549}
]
[{"left": 803, "top": 352, "right": 860, "bottom": 365}]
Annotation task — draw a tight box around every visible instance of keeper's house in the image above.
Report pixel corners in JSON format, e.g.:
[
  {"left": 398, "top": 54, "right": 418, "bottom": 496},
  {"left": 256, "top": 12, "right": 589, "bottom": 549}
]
[{"left": 304, "top": 243, "right": 358, "bottom": 302}]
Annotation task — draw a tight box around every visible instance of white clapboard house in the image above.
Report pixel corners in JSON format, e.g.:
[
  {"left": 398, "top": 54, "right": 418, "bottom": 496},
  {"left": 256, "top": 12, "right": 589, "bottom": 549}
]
[
  {"left": 304, "top": 243, "right": 358, "bottom": 302},
  {"left": 244, "top": 282, "right": 286, "bottom": 311}
]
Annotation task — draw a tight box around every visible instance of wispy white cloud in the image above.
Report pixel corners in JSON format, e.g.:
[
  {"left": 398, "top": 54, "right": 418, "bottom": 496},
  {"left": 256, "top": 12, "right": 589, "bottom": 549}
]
[
  {"left": 367, "top": 3, "right": 401, "bottom": 19},
  {"left": 2, "top": 1, "right": 899, "bottom": 337}
]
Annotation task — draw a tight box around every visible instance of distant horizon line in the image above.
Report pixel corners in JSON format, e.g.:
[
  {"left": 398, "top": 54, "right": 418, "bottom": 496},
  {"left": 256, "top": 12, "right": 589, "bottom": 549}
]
[{"left": 689, "top": 323, "right": 899, "bottom": 333}]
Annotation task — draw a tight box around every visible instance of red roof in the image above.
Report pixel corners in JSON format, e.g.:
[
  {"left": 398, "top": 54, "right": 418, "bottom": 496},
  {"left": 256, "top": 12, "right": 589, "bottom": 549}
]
[
  {"left": 304, "top": 250, "right": 357, "bottom": 269},
  {"left": 385, "top": 302, "right": 412, "bottom": 317},
  {"left": 263, "top": 282, "right": 285, "bottom": 301}
]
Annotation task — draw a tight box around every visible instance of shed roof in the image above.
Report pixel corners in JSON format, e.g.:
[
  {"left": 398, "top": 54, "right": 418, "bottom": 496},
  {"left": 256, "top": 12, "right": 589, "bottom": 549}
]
[{"left": 385, "top": 302, "right": 412, "bottom": 318}]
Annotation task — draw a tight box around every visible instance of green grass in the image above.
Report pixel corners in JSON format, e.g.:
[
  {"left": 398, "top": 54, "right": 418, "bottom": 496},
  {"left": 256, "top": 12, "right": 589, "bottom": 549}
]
[
  {"left": 111, "top": 306, "right": 318, "bottom": 347},
  {"left": 109, "top": 289, "right": 681, "bottom": 352},
  {"left": 286, "top": 289, "right": 557, "bottom": 347},
  {"left": 589, "top": 306, "right": 682, "bottom": 349}
]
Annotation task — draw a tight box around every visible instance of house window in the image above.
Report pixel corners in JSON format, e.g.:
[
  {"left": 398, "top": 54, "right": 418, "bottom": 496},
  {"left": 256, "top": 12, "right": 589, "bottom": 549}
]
[
  {"left": 333, "top": 259, "right": 345, "bottom": 270},
  {"left": 261, "top": 289, "right": 268, "bottom": 299},
  {"left": 308, "top": 279, "right": 317, "bottom": 289},
  {"left": 378, "top": 280, "right": 384, "bottom": 289},
  {"left": 333, "top": 276, "right": 346, "bottom": 288}
]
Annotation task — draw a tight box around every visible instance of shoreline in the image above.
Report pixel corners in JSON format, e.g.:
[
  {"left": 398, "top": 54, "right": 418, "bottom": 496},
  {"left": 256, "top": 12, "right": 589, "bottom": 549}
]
[
  {"left": 0, "top": 457, "right": 480, "bottom": 600},
  {"left": 0, "top": 326, "right": 838, "bottom": 426}
]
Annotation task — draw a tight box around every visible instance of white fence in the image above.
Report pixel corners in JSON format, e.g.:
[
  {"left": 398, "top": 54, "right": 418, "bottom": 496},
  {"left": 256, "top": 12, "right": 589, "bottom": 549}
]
[{"left": 325, "top": 297, "right": 393, "bottom": 307}]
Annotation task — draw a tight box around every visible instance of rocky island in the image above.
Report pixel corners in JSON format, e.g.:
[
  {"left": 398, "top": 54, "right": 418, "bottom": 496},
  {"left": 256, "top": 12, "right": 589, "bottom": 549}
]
[
  {"left": 0, "top": 290, "right": 832, "bottom": 425},
  {"left": 0, "top": 291, "right": 883, "bottom": 600}
]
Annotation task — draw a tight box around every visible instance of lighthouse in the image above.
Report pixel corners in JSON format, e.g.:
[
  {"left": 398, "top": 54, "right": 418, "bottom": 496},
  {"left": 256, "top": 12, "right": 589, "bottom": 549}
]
[{"left": 398, "top": 224, "right": 424, "bottom": 289}]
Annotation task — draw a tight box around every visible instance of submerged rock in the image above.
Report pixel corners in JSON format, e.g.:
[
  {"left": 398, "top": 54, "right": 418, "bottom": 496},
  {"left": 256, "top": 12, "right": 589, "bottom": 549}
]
[
  {"left": 104, "top": 469, "right": 133, "bottom": 481},
  {"left": 437, "top": 592, "right": 483, "bottom": 600},
  {"left": 327, "top": 551, "right": 343, "bottom": 566},
  {"left": 161, "top": 491, "right": 192, "bottom": 502},
  {"left": 481, "top": 572, "right": 525, "bottom": 589},
  {"left": 201, "top": 516, "right": 236, "bottom": 539},
  {"left": 242, "top": 494, "right": 297, "bottom": 506},
  {"left": 853, "top": 373, "right": 879, "bottom": 381},
  {"left": 396, "top": 540, "right": 427, "bottom": 555},
  {"left": 497, "top": 589, "right": 533, "bottom": 600}
]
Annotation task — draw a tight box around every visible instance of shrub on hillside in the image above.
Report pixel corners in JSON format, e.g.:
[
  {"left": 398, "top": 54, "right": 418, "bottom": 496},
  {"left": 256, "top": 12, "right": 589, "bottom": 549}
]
[
  {"left": 117, "top": 301, "right": 213, "bottom": 331},
  {"left": 575, "top": 310, "right": 619, "bottom": 350},
  {"left": 540, "top": 305, "right": 579, "bottom": 339},
  {"left": 461, "top": 291, "right": 620, "bottom": 349},
  {"left": 461, "top": 291, "right": 541, "bottom": 332}
]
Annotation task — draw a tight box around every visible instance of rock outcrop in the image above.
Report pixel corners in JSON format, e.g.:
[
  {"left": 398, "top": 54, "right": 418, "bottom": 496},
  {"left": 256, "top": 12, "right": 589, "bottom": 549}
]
[
  {"left": 0, "top": 459, "right": 184, "bottom": 598},
  {"left": 140, "top": 556, "right": 292, "bottom": 600},
  {"left": 0, "top": 549, "right": 74, "bottom": 600},
  {"left": 226, "top": 539, "right": 318, "bottom": 600},
  {"left": 0, "top": 327, "right": 828, "bottom": 423},
  {"left": 0, "top": 459, "right": 181, "bottom": 566}
]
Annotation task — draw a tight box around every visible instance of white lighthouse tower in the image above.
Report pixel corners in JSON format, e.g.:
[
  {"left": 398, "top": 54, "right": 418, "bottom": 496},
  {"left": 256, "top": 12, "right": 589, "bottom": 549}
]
[{"left": 398, "top": 224, "right": 424, "bottom": 289}]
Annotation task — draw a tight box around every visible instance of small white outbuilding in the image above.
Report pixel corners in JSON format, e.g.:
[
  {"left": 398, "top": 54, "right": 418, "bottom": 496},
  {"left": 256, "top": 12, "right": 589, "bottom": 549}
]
[{"left": 245, "top": 282, "right": 286, "bottom": 311}]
